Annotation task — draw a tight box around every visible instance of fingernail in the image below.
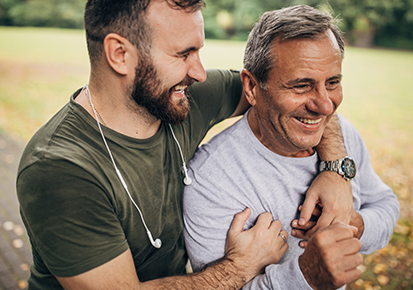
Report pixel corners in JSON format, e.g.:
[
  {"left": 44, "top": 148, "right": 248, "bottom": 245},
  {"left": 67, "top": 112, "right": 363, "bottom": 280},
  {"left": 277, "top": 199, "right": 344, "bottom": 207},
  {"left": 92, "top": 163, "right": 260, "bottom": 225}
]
[
  {"left": 299, "top": 218, "right": 306, "bottom": 226},
  {"left": 291, "top": 229, "right": 296, "bottom": 236}
]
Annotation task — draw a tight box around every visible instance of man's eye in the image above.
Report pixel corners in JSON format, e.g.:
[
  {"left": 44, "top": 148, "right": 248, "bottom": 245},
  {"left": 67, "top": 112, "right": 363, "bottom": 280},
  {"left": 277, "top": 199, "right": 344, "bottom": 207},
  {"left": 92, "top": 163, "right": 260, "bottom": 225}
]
[
  {"left": 293, "top": 84, "right": 310, "bottom": 93},
  {"left": 327, "top": 80, "right": 340, "bottom": 90},
  {"left": 182, "top": 53, "right": 190, "bottom": 60}
]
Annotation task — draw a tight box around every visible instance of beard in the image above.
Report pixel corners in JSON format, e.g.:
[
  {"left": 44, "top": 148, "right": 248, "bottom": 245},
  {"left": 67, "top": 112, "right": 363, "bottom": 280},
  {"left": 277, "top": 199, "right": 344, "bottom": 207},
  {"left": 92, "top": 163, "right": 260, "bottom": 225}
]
[{"left": 131, "top": 53, "right": 194, "bottom": 125}]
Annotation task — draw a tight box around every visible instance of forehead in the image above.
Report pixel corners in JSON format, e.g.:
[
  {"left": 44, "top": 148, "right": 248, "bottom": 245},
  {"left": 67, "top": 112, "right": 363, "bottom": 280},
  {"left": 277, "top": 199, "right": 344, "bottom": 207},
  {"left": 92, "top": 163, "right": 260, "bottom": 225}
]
[
  {"left": 270, "top": 30, "right": 342, "bottom": 79},
  {"left": 145, "top": 1, "right": 204, "bottom": 48}
]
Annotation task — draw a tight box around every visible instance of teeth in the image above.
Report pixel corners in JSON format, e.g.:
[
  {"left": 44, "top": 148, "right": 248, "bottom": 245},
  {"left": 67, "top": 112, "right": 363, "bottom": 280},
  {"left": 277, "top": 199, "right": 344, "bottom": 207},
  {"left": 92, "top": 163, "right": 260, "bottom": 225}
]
[
  {"left": 297, "top": 117, "right": 322, "bottom": 125},
  {"left": 174, "top": 85, "right": 187, "bottom": 91}
]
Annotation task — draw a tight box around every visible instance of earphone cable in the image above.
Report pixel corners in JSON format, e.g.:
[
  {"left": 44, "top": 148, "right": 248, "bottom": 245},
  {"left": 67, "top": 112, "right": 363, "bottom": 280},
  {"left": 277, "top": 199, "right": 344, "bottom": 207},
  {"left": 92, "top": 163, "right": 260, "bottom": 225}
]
[{"left": 84, "top": 85, "right": 152, "bottom": 236}]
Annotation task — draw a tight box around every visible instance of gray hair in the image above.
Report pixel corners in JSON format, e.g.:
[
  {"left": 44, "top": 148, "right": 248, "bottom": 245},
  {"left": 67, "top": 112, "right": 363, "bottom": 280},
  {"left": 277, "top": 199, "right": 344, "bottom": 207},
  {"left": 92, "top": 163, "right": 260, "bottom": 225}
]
[{"left": 244, "top": 5, "right": 344, "bottom": 90}]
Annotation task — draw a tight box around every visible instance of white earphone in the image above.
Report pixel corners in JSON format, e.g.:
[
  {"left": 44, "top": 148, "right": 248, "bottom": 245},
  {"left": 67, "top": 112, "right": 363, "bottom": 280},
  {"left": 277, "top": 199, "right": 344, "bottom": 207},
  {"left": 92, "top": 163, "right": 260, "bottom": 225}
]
[{"left": 84, "top": 85, "right": 191, "bottom": 249}]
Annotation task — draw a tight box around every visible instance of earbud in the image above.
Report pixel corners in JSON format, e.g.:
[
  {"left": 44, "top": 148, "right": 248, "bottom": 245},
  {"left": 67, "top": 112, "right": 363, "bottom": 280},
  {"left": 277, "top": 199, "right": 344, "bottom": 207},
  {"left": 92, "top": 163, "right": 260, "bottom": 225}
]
[
  {"left": 153, "top": 238, "right": 162, "bottom": 249},
  {"left": 184, "top": 176, "right": 192, "bottom": 185},
  {"left": 147, "top": 230, "right": 162, "bottom": 249}
]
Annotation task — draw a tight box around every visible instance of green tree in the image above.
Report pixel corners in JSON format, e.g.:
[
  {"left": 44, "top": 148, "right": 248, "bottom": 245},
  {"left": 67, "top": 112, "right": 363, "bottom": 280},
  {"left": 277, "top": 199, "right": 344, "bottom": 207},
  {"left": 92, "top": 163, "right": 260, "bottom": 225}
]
[
  {"left": 0, "top": 0, "right": 24, "bottom": 26},
  {"left": 0, "top": 0, "right": 85, "bottom": 28}
]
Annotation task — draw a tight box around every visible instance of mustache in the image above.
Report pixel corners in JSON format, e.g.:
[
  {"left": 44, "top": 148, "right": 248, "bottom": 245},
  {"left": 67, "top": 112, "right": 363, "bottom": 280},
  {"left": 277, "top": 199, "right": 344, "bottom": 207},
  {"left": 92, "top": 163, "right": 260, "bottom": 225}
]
[{"left": 172, "top": 76, "right": 195, "bottom": 90}]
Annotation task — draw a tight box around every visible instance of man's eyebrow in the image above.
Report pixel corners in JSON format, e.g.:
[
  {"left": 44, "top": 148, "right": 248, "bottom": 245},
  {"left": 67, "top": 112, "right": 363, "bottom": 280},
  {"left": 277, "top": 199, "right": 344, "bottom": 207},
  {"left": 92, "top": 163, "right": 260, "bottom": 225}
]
[
  {"left": 285, "top": 74, "right": 343, "bottom": 86},
  {"left": 177, "top": 44, "right": 204, "bottom": 56},
  {"left": 285, "top": 78, "right": 315, "bottom": 87},
  {"left": 327, "top": 74, "right": 343, "bottom": 81}
]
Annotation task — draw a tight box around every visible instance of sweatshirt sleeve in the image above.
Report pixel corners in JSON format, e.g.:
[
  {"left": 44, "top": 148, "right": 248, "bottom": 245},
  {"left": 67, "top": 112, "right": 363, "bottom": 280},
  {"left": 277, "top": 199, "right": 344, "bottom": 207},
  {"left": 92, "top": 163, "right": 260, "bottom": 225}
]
[
  {"left": 242, "top": 259, "right": 314, "bottom": 290},
  {"left": 338, "top": 115, "right": 400, "bottom": 254}
]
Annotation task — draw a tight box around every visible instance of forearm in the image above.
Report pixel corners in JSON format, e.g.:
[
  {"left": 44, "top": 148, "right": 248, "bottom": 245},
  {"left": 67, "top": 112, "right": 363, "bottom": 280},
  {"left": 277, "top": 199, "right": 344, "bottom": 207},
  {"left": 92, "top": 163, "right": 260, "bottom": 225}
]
[
  {"left": 242, "top": 259, "right": 312, "bottom": 290},
  {"left": 357, "top": 200, "right": 399, "bottom": 254},
  {"left": 316, "top": 114, "right": 347, "bottom": 160},
  {"left": 142, "top": 258, "right": 247, "bottom": 290}
]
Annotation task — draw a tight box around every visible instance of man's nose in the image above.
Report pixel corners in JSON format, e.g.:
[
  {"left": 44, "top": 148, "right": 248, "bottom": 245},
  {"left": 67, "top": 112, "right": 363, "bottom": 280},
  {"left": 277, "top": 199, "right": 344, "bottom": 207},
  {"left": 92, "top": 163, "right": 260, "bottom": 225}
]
[
  {"left": 187, "top": 53, "right": 206, "bottom": 83},
  {"left": 307, "top": 86, "right": 334, "bottom": 115}
]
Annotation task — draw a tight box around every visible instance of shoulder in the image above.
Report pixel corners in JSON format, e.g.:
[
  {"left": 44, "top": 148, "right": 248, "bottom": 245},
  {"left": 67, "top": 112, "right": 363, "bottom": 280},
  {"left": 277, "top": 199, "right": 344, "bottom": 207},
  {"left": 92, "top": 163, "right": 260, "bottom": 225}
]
[
  {"left": 189, "top": 69, "right": 242, "bottom": 95},
  {"left": 189, "top": 115, "right": 246, "bottom": 171},
  {"left": 337, "top": 114, "right": 365, "bottom": 157},
  {"left": 18, "top": 92, "right": 101, "bottom": 178}
]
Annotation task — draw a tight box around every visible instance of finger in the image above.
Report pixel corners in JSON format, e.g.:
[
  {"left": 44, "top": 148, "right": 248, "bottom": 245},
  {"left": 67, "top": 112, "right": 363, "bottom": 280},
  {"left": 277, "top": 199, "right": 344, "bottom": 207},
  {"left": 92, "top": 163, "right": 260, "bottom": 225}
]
[
  {"left": 337, "top": 237, "right": 362, "bottom": 255},
  {"left": 298, "top": 205, "right": 322, "bottom": 218},
  {"left": 292, "top": 219, "right": 317, "bottom": 231},
  {"left": 305, "top": 212, "right": 335, "bottom": 237},
  {"left": 277, "top": 230, "right": 288, "bottom": 244},
  {"left": 228, "top": 208, "right": 251, "bottom": 235},
  {"left": 279, "top": 237, "right": 289, "bottom": 254},
  {"left": 333, "top": 224, "right": 361, "bottom": 244},
  {"left": 255, "top": 212, "right": 275, "bottom": 230},
  {"left": 320, "top": 223, "right": 360, "bottom": 245},
  {"left": 336, "top": 252, "right": 363, "bottom": 273},
  {"left": 291, "top": 229, "right": 310, "bottom": 240},
  {"left": 299, "top": 240, "right": 307, "bottom": 248},
  {"left": 343, "top": 267, "right": 362, "bottom": 284},
  {"left": 299, "top": 194, "right": 319, "bottom": 226}
]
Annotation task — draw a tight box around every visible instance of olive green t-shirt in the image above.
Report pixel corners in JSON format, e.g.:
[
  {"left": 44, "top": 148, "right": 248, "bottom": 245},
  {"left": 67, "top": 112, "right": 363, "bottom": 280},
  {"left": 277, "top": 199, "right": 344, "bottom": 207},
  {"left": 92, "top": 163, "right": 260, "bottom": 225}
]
[{"left": 17, "top": 69, "right": 242, "bottom": 289}]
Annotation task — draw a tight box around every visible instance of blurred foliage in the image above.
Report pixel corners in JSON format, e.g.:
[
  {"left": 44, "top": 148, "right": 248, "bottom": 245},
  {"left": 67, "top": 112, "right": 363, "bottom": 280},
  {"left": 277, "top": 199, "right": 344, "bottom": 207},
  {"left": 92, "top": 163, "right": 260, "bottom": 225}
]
[
  {"left": 1, "top": 0, "right": 413, "bottom": 49},
  {"left": 1, "top": 24, "right": 413, "bottom": 290},
  {"left": 0, "top": 0, "right": 85, "bottom": 28}
]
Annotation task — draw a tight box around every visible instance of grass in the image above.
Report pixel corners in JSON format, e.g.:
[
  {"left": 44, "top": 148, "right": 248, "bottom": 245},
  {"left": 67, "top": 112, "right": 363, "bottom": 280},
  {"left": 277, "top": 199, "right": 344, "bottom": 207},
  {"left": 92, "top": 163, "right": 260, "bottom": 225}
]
[{"left": 1, "top": 26, "right": 412, "bottom": 289}]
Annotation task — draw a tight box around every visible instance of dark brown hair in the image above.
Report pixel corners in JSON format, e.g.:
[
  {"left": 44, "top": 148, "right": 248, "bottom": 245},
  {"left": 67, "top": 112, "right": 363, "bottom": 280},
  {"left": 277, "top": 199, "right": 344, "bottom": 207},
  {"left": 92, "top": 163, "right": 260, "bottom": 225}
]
[{"left": 84, "top": 0, "right": 205, "bottom": 66}]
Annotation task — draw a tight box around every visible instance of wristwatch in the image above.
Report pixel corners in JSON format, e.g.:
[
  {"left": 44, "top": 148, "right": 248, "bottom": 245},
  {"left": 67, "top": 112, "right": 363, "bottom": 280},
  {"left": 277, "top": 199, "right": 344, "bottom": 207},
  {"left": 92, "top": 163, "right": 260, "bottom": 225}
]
[{"left": 320, "top": 156, "right": 357, "bottom": 181}]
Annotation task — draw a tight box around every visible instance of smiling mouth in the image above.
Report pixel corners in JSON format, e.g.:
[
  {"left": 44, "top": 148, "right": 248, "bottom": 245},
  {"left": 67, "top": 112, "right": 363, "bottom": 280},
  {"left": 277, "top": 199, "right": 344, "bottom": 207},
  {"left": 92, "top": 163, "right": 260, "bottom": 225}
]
[
  {"left": 173, "top": 85, "right": 187, "bottom": 93},
  {"left": 296, "top": 117, "right": 322, "bottom": 125}
]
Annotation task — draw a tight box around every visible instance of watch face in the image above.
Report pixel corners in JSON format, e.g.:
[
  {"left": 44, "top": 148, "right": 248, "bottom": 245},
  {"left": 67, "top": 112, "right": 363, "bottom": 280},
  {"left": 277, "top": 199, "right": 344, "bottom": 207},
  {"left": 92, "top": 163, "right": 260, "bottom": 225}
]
[{"left": 342, "top": 158, "right": 356, "bottom": 179}]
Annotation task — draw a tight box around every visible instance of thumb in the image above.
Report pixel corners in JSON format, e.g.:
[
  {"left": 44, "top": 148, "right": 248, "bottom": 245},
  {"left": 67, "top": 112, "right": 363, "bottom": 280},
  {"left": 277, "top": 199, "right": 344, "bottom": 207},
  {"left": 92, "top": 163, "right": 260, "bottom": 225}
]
[
  {"left": 299, "top": 195, "right": 318, "bottom": 226},
  {"left": 350, "top": 225, "right": 358, "bottom": 236},
  {"left": 228, "top": 208, "right": 251, "bottom": 236}
]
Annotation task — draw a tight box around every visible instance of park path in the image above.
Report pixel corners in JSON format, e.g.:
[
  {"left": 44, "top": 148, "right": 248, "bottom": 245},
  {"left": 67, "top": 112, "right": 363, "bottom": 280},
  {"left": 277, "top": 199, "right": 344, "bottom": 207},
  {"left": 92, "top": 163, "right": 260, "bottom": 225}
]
[{"left": 0, "top": 132, "right": 32, "bottom": 290}]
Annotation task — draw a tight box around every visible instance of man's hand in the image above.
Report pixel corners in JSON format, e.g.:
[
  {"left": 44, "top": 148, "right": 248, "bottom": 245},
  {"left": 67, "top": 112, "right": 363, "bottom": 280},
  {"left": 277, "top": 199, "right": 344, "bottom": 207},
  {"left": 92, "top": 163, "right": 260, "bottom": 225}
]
[
  {"left": 225, "top": 208, "right": 289, "bottom": 281},
  {"left": 299, "top": 223, "right": 363, "bottom": 290},
  {"left": 298, "top": 170, "right": 353, "bottom": 237}
]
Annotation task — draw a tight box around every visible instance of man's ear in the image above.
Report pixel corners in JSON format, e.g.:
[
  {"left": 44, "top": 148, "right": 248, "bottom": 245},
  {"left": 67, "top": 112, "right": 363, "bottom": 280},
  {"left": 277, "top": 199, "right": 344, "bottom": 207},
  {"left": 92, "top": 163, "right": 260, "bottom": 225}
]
[
  {"left": 241, "top": 69, "right": 259, "bottom": 106},
  {"left": 103, "top": 33, "right": 136, "bottom": 76}
]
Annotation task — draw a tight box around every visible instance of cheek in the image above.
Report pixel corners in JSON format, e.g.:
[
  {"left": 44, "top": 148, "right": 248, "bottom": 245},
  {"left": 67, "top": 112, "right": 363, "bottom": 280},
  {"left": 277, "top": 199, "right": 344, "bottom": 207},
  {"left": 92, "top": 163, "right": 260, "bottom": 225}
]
[{"left": 332, "top": 86, "right": 343, "bottom": 108}]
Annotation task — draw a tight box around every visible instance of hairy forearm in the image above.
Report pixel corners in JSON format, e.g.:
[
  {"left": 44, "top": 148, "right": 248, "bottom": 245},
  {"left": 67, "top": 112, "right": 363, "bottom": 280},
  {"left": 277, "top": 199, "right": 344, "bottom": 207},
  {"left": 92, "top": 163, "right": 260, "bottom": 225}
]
[
  {"left": 141, "top": 258, "right": 246, "bottom": 290},
  {"left": 316, "top": 114, "right": 347, "bottom": 160}
]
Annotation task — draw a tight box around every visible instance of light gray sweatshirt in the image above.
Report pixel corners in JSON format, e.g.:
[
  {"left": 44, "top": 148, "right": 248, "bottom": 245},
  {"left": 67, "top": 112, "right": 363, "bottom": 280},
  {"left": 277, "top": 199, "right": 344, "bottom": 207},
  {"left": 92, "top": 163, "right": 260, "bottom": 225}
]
[{"left": 183, "top": 112, "right": 399, "bottom": 289}]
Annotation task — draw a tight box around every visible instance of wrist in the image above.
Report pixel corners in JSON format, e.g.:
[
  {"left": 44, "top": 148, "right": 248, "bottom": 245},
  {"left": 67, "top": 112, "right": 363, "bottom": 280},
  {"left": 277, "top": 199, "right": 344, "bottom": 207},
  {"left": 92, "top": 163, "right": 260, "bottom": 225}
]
[
  {"left": 320, "top": 156, "right": 357, "bottom": 181},
  {"left": 349, "top": 210, "right": 364, "bottom": 239},
  {"left": 298, "top": 255, "right": 319, "bottom": 290},
  {"left": 218, "top": 256, "right": 249, "bottom": 288}
]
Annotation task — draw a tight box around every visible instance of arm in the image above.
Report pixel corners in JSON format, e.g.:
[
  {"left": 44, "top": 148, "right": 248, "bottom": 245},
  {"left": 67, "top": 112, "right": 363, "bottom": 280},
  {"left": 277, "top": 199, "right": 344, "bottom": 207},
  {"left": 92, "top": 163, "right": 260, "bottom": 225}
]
[
  {"left": 293, "top": 115, "right": 399, "bottom": 252},
  {"left": 58, "top": 209, "right": 286, "bottom": 290},
  {"left": 298, "top": 114, "right": 354, "bottom": 235},
  {"left": 230, "top": 90, "right": 250, "bottom": 118}
]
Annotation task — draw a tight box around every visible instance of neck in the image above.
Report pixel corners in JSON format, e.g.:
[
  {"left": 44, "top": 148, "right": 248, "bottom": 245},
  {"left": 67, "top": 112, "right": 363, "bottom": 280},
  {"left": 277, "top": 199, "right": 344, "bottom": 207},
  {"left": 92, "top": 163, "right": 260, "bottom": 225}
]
[{"left": 75, "top": 81, "right": 161, "bottom": 139}]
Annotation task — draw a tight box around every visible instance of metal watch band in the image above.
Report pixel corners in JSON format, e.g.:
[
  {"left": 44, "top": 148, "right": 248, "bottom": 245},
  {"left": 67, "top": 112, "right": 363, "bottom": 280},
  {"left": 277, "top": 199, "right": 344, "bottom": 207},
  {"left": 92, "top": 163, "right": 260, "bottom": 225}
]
[{"left": 320, "top": 156, "right": 356, "bottom": 181}]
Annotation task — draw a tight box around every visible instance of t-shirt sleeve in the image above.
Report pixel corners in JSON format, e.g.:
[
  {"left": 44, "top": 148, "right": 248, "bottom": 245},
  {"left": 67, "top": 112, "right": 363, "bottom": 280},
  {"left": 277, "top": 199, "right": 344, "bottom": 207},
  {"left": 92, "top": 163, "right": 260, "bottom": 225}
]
[
  {"left": 187, "top": 69, "right": 243, "bottom": 130},
  {"left": 17, "top": 159, "right": 129, "bottom": 277}
]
